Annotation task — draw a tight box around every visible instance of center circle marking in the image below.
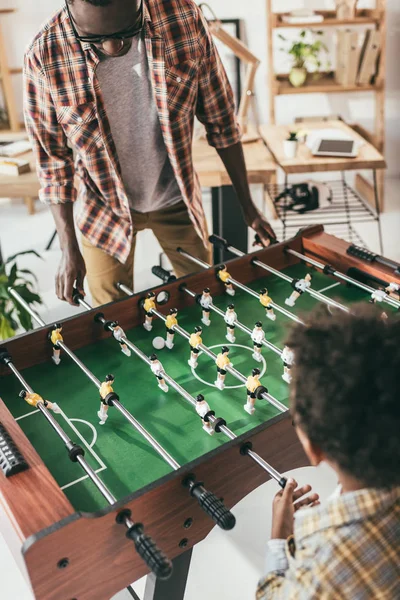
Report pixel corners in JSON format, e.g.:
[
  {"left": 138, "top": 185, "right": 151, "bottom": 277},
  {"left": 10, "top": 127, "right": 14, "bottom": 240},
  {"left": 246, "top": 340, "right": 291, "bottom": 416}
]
[{"left": 191, "top": 343, "right": 267, "bottom": 390}]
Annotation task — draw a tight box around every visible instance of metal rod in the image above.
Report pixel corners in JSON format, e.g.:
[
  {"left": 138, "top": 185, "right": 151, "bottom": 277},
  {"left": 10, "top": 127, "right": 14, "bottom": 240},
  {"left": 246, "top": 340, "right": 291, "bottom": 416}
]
[
  {"left": 177, "top": 248, "right": 306, "bottom": 325},
  {"left": 113, "top": 401, "right": 180, "bottom": 471},
  {"left": 6, "top": 362, "right": 34, "bottom": 393},
  {"left": 286, "top": 248, "right": 400, "bottom": 309},
  {"left": 116, "top": 285, "right": 287, "bottom": 484},
  {"left": 182, "top": 286, "right": 282, "bottom": 357},
  {"left": 9, "top": 287, "right": 181, "bottom": 473},
  {"left": 76, "top": 455, "right": 117, "bottom": 504},
  {"left": 8, "top": 287, "right": 46, "bottom": 326},
  {"left": 218, "top": 244, "right": 350, "bottom": 314}
]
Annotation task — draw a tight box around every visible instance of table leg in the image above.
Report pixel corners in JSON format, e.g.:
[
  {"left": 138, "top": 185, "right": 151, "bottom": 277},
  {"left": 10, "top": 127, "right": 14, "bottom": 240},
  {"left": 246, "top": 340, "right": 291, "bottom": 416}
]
[
  {"left": 24, "top": 197, "right": 35, "bottom": 216},
  {"left": 372, "top": 170, "right": 384, "bottom": 255},
  {"left": 143, "top": 548, "right": 193, "bottom": 600},
  {"left": 212, "top": 185, "right": 248, "bottom": 263}
]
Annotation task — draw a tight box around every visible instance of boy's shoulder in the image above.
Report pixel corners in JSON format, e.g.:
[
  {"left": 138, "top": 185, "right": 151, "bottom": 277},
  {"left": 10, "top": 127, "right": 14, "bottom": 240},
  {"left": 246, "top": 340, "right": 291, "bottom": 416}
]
[{"left": 25, "top": 8, "right": 66, "bottom": 60}]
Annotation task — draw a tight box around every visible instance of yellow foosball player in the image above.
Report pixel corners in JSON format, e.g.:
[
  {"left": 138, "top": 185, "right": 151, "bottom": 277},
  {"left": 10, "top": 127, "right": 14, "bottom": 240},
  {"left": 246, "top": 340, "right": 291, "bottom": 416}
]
[
  {"left": 245, "top": 368, "right": 264, "bottom": 415},
  {"left": 165, "top": 308, "right": 178, "bottom": 350},
  {"left": 98, "top": 374, "right": 115, "bottom": 425},
  {"left": 50, "top": 323, "right": 63, "bottom": 365},
  {"left": 215, "top": 346, "right": 231, "bottom": 390},
  {"left": 259, "top": 288, "right": 276, "bottom": 321},
  {"left": 217, "top": 264, "right": 235, "bottom": 297},
  {"left": 188, "top": 326, "right": 203, "bottom": 369},
  {"left": 19, "top": 390, "right": 61, "bottom": 413},
  {"left": 143, "top": 291, "right": 156, "bottom": 332}
]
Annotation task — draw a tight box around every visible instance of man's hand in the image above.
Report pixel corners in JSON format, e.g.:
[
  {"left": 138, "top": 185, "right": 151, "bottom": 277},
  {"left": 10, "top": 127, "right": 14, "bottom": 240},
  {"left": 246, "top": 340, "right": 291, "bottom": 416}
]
[
  {"left": 271, "top": 478, "right": 319, "bottom": 540},
  {"left": 247, "top": 211, "right": 277, "bottom": 247},
  {"left": 55, "top": 244, "right": 86, "bottom": 305}
]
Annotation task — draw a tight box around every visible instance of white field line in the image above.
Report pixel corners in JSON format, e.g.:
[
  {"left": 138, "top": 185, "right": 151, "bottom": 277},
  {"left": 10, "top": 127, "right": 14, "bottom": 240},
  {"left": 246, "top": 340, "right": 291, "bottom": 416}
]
[
  {"left": 15, "top": 408, "right": 107, "bottom": 490},
  {"left": 317, "top": 282, "right": 341, "bottom": 294},
  {"left": 61, "top": 466, "right": 107, "bottom": 491},
  {"left": 70, "top": 418, "right": 98, "bottom": 448}
]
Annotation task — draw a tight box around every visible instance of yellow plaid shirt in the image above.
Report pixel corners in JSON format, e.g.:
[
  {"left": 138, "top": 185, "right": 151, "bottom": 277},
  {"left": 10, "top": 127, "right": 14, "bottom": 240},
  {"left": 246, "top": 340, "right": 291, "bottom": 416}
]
[
  {"left": 257, "top": 486, "right": 400, "bottom": 599},
  {"left": 24, "top": 0, "right": 240, "bottom": 263}
]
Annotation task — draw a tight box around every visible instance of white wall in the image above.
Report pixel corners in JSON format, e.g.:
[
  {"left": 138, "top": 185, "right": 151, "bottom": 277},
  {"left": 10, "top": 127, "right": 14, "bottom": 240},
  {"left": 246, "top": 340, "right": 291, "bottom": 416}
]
[{"left": 1, "top": 0, "right": 399, "bottom": 175}]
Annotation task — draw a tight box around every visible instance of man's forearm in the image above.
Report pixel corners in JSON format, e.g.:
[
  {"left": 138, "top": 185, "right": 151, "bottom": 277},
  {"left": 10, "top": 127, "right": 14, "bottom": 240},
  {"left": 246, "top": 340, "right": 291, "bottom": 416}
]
[
  {"left": 50, "top": 203, "right": 79, "bottom": 251},
  {"left": 216, "top": 142, "right": 257, "bottom": 223}
]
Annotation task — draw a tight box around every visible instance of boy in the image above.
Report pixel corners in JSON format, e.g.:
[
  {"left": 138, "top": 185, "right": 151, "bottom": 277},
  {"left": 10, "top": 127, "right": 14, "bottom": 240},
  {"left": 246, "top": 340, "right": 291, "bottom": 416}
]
[{"left": 257, "top": 307, "right": 399, "bottom": 599}]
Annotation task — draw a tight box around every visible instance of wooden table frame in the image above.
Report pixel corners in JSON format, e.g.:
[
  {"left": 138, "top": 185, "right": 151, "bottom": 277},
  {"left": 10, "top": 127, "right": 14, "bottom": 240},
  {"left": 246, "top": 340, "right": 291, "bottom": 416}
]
[{"left": 1, "top": 225, "right": 397, "bottom": 600}]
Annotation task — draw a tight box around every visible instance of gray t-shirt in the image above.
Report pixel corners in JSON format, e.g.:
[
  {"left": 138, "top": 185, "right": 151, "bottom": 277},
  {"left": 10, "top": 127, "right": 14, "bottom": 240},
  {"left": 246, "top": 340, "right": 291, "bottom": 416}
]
[{"left": 96, "top": 35, "right": 182, "bottom": 213}]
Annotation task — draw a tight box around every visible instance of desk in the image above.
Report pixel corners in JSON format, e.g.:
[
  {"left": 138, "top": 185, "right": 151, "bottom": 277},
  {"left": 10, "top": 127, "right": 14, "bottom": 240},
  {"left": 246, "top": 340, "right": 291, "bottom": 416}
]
[
  {"left": 193, "top": 136, "right": 277, "bottom": 262},
  {"left": 0, "top": 136, "right": 277, "bottom": 262},
  {"left": 260, "top": 121, "right": 386, "bottom": 252}
]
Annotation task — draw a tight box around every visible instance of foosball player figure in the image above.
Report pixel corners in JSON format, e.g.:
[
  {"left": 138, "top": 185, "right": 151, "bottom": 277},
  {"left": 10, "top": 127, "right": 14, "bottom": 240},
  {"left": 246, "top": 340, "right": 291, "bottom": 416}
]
[
  {"left": 225, "top": 304, "right": 237, "bottom": 343},
  {"left": 195, "top": 394, "right": 214, "bottom": 436},
  {"left": 285, "top": 273, "right": 312, "bottom": 307},
  {"left": 369, "top": 289, "right": 386, "bottom": 304},
  {"left": 19, "top": 390, "right": 61, "bottom": 414},
  {"left": 259, "top": 288, "right": 276, "bottom": 321},
  {"left": 200, "top": 288, "right": 212, "bottom": 326},
  {"left": 50, "top": 323, "right": 63, "bottom": 365},
  {"left": 386, "top": 282, "right": 400, "bottom": 299},
  {"left": 165, "top": 308, "right": 178, "bottom": 350},
  {"left": 110, "top": 321, "right": 131, "bottom": 357},
  {"left": 217, "top": 265, "right": 235, "bottom": 297},
  {"left": 281, "top": 344, "right": 295, "bottom": 383},
  {"left": 245, "top": 368, "right": 263, "bottom": 415},
  {"left": 98, "top": 374, "right": 115, "bottom": 425},
  {"left": 188, "top": 325, "right": 203, "bottom": 369},
  {"left": 251, "top": 321, "right": 265, "bottom": 363},
  {"left": 149, "top": 354, "right": 168, "bottom": 392},
  {"left": 215, "top": 346, "right": 231, "bottom": 390},
  {"left": 143, "top": 291, "right": 156, "bottom": 332}
]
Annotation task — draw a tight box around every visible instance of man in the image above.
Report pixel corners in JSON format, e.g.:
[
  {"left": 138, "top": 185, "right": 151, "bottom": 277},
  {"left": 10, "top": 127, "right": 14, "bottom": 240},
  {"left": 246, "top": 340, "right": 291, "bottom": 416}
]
[
  {"left": 257, "top": 307, "right": 399, "bottom": 599},
  {"left": 24, "top": 0, "right": 275, "bottom": 307}
]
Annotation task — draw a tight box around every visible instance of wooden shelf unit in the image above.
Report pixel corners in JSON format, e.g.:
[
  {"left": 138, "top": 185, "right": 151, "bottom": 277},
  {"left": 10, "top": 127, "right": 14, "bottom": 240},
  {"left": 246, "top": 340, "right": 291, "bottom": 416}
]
[
  {"left": 275, "top": 72, "right": 381, "bottom": 95},
  {"left": 266, "top": 0, "right": 387, "bottom": 208},
  {"left": 272, "top": 9, "right": 379, "bottom": 29}
]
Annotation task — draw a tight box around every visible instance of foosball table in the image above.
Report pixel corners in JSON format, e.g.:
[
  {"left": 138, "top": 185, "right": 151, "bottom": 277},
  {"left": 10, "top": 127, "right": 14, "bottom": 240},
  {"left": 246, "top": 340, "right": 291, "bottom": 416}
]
[{"left": 0, "top": 225, "right": 399, "bottom": 600}]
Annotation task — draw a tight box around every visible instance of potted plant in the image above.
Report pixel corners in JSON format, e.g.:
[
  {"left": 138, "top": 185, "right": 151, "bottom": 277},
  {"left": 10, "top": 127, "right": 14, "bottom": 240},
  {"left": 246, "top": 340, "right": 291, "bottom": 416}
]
[
  {"left": 0, "top": 250, "right": 43, "bottom": 340},
  {"left": 283, "top": 131, "right": 299, "bottom": 159},
  {"left": 279, "top": 30, "right": 330, "bottom": 87}
]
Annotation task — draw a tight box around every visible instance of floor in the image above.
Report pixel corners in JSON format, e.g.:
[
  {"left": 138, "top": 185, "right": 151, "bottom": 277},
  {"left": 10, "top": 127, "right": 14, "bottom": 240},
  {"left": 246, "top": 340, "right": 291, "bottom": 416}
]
[{"left": 0, "top": 178, "right": 399, "bottom": 600}]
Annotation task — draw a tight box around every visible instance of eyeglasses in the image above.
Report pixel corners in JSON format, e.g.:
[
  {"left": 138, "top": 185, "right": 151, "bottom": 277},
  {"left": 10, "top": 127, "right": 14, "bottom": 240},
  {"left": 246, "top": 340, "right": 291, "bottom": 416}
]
[{"left": 66, "top": 0, "right": 144, "bottom": 56}]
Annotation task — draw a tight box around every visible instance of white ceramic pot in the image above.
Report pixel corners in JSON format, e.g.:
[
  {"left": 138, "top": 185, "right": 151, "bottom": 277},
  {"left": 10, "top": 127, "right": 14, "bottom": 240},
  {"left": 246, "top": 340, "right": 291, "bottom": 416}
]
[{"left": 283, "top": 139, "right": 298, "bottom": 159}]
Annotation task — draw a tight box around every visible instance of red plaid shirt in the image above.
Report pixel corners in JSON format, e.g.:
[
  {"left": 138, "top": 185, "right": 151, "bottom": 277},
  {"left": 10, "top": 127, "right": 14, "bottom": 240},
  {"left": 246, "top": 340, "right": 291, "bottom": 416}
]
[{"left": 24, "top": 0, "right": 240, "bottom": 263}]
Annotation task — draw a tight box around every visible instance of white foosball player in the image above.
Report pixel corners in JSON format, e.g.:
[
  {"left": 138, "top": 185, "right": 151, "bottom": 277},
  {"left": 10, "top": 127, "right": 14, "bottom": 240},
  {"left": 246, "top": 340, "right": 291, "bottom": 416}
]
[
  {"left": 281, "top": 345, "right": 295, "bottom": 384},
  {"left": 111, "top": 322, "right": 132, "bottom": 357},
  {"left": 195, "top": 394, "right": 214, "bottom": 435},
  {"left": 225, "top": 304, "right": 237, "bottom": 343},
  {"left": 150, "top": 354, "right": 168, "bottom": 392},
  {"left": 251, "top": 322, "right": 265, "bottom": 363},
  {"left": 200, "top": 288, "right": 212, "bottom": 326},
  {"left": 285, "top": 274, "right": 312, "bottom": 307}
]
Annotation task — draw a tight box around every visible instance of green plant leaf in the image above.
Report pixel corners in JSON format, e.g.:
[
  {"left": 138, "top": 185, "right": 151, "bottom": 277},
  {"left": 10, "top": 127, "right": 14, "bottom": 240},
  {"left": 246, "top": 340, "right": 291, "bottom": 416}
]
[
  {"left": 0, "top": 314, "right": 16, "bottom": 341},
  {"left": 5, "top": 249, "right": 42, "bottom": 264},
  {"left": 11, "top": 284, "right": 42, "bottom": 306},
  {"left": 17, "top": 268, "right": 39, "bottom": 284},
  {"left": 14, "top": 304, "right": 33, "bottom": 332}
]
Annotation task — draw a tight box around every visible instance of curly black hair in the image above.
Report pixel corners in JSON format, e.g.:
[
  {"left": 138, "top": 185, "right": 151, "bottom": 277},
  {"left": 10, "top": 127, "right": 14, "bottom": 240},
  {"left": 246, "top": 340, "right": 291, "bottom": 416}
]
[{"left": 286, "top": 305, "right": 400, "bottom": 489}]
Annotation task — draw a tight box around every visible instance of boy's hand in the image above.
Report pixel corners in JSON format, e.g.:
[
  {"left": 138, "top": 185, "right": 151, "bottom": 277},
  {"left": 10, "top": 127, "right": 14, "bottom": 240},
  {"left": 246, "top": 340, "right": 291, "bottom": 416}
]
[{"left": 271, "top": 478, "right": 319, "bottom": 540}]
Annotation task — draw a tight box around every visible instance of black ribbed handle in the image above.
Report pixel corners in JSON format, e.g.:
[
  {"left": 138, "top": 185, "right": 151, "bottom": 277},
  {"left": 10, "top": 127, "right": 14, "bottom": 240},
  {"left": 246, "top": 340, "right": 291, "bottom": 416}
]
[
  {"left": 126, "top": 524, "right": 173, "bottom": 580},
  {"left": 72, "top": 287, "right": 84, "bottom": 306},
  {"left": 151, "top": 266, "right": 177, "bottom": 284},
  {"left": 191, "top": 485, "right": 236, "bottom": 530},
  {"left": 208, "top": 234, "right": 229, "bottom": 249}
]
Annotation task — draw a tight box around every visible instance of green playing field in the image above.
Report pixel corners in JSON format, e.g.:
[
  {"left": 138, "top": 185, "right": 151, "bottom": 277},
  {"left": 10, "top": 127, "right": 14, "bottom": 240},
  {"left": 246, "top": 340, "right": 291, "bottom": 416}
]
[{"left": 0, "top": 264, "right": 395, "bottom": 513}]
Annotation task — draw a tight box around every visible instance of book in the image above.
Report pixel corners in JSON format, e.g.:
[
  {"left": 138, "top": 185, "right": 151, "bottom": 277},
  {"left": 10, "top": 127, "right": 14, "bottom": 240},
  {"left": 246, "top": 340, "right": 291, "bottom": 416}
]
[
  {"left": 0, "top": 139, "right": 32, "bottom": 157},
  {"left": 347, "top": 31, "right": 361, "bottom": 85},
  {"left": 0, "top": 158, "right": 31, "bottom": 176},
  {"left": 281, "top": 10, "right": 324, "bottom": 24},
  {"left": 357, "top": 29, "right": 381, "bottom": 85}
]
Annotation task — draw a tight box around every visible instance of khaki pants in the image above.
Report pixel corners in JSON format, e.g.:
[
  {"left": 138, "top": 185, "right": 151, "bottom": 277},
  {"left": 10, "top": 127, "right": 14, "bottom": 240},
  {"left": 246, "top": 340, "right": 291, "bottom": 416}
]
[{"left": 82, "top": 201, "right": 211, "bottom": 306}]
